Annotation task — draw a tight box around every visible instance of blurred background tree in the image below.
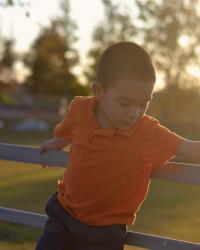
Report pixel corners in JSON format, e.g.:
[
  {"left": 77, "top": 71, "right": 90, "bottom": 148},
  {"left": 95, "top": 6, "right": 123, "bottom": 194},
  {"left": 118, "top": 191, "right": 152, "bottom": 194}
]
[
  {"left": 23, "top": 0, "right": 89, "bottom": 100},
  {"left": 0, "top": 38, "right": 17, "bottom": 104},
  {"left": 0, "top": 38, "right": 16, "bottom": 68},
  {"left": 134, "top": 0, "right": 200, "bottom": 132},
  {"left": 135, "top": 0, "right": 200, "bottom": 87}
]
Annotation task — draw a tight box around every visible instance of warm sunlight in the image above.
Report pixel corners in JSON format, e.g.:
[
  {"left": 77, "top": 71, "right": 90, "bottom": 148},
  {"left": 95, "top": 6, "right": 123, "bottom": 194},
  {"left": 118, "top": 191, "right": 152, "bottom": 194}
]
[
  {"left": 189, "top": 66, "right": 200, "bottom": 79},
  {"left": 0, "top": 0, "right": 200, "bottom": 88}
]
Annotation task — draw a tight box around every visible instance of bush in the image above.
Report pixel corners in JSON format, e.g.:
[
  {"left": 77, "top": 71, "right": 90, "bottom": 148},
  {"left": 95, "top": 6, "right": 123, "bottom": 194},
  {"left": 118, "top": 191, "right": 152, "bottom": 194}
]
[{"left": 0, "top": 93, "right": 14, "bottom": 105}]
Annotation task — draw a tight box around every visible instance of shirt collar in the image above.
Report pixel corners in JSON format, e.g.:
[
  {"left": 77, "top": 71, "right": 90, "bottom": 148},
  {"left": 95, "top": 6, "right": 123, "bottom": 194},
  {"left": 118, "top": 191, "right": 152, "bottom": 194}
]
[{"left": 88, "top": 96, "right": 142, "bottom": 138}]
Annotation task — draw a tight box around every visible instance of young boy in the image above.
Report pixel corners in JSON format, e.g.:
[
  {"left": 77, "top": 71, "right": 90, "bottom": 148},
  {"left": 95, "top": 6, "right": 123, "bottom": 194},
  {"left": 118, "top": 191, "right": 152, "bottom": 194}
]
[{"left": 36, "top": 41, "right": 198, "bottom": 250}]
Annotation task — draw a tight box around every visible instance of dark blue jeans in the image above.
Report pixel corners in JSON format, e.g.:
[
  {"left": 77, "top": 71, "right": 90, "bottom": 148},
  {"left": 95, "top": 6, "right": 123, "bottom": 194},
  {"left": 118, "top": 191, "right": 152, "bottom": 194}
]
[{"left": 35, "top": 192, "right": 127, "bottom": 250}]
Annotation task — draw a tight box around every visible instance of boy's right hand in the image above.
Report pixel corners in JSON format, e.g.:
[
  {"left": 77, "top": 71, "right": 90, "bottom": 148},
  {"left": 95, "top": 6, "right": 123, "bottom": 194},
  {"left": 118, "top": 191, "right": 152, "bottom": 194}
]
[
  {"left": 39, "top": 139, "right": 57, "bottom": 153},
  {"left": 39, "top": 139, "right": 55, "bottom": 168},
  {"left": 39, "top": 137, "right": 71, "bottom": 168}
]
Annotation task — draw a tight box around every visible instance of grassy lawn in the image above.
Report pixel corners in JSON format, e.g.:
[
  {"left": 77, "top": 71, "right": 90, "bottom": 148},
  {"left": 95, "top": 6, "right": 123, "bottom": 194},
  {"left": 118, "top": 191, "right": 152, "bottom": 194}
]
[{"left": 0, "top": 125, "right": 200, "bottom": 249}]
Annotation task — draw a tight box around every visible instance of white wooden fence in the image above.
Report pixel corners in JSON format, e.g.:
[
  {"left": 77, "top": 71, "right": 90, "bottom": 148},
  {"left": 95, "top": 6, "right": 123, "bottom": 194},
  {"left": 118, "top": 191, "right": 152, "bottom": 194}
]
[{"left": 0, "top": 143, "right": 200, "bottom": 249}]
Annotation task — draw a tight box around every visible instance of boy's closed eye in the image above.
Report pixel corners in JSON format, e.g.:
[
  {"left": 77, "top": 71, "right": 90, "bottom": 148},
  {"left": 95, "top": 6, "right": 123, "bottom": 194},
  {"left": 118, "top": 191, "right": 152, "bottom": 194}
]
[
  {"left": 119, "top": 101, "right": 149, "bottom": 107},
  {"left": 117, "top": 95, "right": 152, "bottom": 107}
]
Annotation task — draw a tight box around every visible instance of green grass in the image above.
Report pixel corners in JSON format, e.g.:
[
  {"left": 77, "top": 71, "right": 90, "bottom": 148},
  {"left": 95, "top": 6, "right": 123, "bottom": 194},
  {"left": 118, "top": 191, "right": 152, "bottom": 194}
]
[
  {"left": 0, "top": 127, "right": 200, "bottom": 249},
  {"left": 0, "top": 160, "right": 64, "bottom": 250}
]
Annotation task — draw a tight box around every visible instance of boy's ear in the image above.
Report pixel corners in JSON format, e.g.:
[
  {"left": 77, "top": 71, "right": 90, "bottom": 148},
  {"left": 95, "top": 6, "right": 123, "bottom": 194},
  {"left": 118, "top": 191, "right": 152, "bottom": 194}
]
[{"left": 91, "top": 82, "right": 104, "bottom": 100}]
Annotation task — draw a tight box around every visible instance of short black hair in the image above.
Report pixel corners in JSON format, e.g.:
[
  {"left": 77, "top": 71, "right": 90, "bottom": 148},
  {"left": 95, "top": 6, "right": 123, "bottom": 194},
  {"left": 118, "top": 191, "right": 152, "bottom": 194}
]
[{"left": 96, "top": 41, "right": 156, "bottom": 89}]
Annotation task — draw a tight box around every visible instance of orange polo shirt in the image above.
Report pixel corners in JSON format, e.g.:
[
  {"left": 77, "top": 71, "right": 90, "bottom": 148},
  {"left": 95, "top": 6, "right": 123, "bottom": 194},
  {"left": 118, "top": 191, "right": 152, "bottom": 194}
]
[{"left": 53, "top": 96, "right": 184, "bottom": 226}]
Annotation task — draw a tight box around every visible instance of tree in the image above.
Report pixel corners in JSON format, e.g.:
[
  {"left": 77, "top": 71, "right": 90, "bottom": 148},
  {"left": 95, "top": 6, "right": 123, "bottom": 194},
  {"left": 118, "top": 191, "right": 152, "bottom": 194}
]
[
  {"left": 133, "top": 0, "right": 200, "bottom": 129},
  {"left": 0, "top": 38, "right": 16, "bottom": 83},
  {"left": 0, "top": 38, "right": 16, "bottom": 68},
  {"left": 135, "top": 0, "right": 200, "bottom": 88},
  {"left": 85, "top": 0, "right": 137, "bottom": 84},
  {"left": 24, "top": 0, "right": 89, "bottom": 99}
]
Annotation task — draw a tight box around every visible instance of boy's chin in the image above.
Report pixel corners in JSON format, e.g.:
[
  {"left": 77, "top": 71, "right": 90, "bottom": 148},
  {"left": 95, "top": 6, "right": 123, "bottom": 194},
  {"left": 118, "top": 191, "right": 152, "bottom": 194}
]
[{"left": 115, "top": 122, "right": 136, "bottom": 130}]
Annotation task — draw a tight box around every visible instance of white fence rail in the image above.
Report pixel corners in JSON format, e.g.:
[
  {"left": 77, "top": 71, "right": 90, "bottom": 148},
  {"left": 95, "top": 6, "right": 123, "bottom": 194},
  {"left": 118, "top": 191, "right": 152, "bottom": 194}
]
[{"left": 0, "top": 143, "right": 200, "bottom": 249}]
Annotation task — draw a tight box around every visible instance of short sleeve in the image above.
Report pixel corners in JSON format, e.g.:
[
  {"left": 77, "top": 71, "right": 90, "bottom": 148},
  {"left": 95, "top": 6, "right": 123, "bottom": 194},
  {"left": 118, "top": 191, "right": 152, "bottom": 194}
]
[
  {"left": 53, "top": 98, "right": 77, "bottom": 140},
  {"left": 138, "top": 118, "right": 184, "bottom": 166}
]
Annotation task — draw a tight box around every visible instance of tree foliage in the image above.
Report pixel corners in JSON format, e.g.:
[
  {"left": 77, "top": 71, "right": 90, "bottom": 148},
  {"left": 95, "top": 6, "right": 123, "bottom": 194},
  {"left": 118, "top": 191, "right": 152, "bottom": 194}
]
[
  {"left": 133, "top": 0, "right": 200, "bottom": 129},
  {"left": 135, "top": 0, "right": 200, "bottom": 87},
  {"left": 0, "top": 38, "right": 16, "bottom": 68},
  {"left": 24, "top": 0, "right": 89, "bottom": 98}
]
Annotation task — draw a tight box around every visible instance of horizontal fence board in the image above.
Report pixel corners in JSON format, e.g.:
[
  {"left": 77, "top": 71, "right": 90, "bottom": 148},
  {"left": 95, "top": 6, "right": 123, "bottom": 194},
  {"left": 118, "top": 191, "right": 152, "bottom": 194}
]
[
  {"left": 0, "top": 207, "right": 47, "bottom": 228},
  {"left": 126, "top": 231, "right": 200, "bottom": 250},
  {"left": 0, "top": 143, "right": 200, "bottom": 185},
  {"left": 0, "top": 143, "right": 68, "bottom": 167},
  {"left": 0, "top": 207, "right": 199, "bottom": 249},
  {"left": 151, "top": 162, "right": 200, "bottom": 185}
]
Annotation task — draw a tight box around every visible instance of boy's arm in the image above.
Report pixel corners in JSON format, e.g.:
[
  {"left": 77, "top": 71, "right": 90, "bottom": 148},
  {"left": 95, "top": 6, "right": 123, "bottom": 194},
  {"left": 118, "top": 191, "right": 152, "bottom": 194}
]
[{"left": 176, "top": 139, "right": 200, "bottom": 164}]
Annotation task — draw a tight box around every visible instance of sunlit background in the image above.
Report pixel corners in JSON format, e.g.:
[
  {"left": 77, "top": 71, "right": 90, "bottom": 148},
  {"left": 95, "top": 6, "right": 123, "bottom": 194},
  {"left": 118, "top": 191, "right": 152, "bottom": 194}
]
[
  {"left": 0, "top": 1, "right": 200, "bottom": 250},
  {"left": 0, "top": 0, "right": 199, "bottom": 87}
]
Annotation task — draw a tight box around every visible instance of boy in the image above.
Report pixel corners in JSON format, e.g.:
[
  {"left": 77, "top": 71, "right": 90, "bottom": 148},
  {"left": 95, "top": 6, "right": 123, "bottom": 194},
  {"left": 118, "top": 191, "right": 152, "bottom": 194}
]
[{"left": 36, "top": 41, "right": 198, "bottom": 250}]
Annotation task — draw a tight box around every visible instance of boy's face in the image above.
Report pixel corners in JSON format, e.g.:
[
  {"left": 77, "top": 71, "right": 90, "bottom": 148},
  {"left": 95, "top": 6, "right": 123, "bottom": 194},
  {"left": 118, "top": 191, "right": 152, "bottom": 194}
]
[{"left": 92, "top": 79, "right": 154, "bottom": 130}]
